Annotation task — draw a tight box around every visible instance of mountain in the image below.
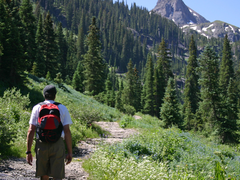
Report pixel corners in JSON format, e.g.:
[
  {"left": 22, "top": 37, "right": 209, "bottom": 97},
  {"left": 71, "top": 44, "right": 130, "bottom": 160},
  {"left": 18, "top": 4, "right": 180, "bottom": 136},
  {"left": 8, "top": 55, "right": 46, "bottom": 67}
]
[
  {"left": 181, "top": 21, "right": 240, "bottom": 42},
  {"left": 152, "top": 0, "right": 240, "bottom": 42},
  {"left": 152, "top": 0, "right": 209, "bottom": 26}
]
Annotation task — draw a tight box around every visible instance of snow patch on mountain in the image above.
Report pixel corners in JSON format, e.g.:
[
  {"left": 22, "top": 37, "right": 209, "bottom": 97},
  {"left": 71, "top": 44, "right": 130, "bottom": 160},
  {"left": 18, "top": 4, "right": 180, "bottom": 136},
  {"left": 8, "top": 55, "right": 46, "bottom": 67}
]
[
  {"left": 229, "top": 25, "right": 235, "bottom": 33},
  {"left": 201, "top": 33, "right": 209, "bottom": 38},
  {"left": 225, "top": 27, "right": 229, "bottom": 31},
  {"left": 190, "top": 26, "right": 197, "bottom": 30},
  {"left": 202, "top": 24, "right": 214, "bottom": 31},
  {"left": 212, "top": 29, "right": 216, "bottom": 32},
  {"left": 193, "top": 13, "right": 198, "bottom": 17}
]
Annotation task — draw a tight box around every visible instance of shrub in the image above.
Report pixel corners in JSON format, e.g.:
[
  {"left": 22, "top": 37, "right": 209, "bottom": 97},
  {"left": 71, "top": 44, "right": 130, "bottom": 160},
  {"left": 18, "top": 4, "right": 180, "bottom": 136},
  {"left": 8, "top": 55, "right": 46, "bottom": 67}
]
[
  {"left": 120, "top": 115, "right": 134, "bottom": 128},
  {"left": 123, "top": 104, "right": 136, "bottom": 116},
  {"left": 0, "top": 88, "right": 30, "bottom": 158}
]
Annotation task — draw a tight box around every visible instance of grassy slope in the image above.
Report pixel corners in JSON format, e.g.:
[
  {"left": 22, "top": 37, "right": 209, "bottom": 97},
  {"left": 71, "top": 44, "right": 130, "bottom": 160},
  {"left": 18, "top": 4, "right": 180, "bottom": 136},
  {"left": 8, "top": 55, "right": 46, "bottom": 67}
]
[{"left": 0, "top": 74, "right": 121, "bottom": 158}]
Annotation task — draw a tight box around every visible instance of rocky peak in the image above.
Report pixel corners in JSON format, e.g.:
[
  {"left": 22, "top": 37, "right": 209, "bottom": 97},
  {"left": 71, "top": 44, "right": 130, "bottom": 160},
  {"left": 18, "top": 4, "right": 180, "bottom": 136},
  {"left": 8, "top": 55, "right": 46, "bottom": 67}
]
[{"left": 152, "top": 0, "right": 209, "bottom": 26}]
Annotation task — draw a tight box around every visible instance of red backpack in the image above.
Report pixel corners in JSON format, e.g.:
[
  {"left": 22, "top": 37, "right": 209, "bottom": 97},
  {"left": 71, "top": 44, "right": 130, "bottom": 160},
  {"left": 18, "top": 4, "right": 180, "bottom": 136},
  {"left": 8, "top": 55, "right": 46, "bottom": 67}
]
[{"left": 36, "top": 102, "right": 63, "bottom": 143}]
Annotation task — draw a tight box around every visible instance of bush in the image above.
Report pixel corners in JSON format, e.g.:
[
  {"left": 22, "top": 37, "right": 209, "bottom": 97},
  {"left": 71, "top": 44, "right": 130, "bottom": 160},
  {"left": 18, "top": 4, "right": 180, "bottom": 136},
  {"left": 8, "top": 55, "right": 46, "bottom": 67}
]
[
  {"left": 123, "top": 104, "right": 136, "bottom": 116},
  {"left": 0, "top": 88, "right": 30, "bottom": 158},
  {"left": 120, "top": 115, "right": 134, "bottom": 128}
]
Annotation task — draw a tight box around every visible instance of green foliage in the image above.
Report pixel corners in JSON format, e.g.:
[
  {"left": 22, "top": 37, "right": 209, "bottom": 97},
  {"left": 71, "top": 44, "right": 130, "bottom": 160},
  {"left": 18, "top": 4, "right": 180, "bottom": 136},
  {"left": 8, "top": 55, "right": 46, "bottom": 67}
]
[
  {"left": 72, "top": 61, "right": 84, "bottom": 92},
  {"left": 123, "top": 104, "right": 136, "bottom": 116},
  {"left": 54, "top": 72, "right": 63, "bottom": 85},
  {"left": 0, "top": 88, "right": 30, "bottom": 158},
  {"left": 183, "top": 35, "right": 199, "bottom": 128},
  {"left": 120, "top": 115, "right": 134, "bottom": 128},
  {"left": 83, "top": 16, "right": 106, "bottom": 96},
  {"left": 84, "top": 127, "right": 240, "bottom": 179},
  {"left": 160, "top": 78, "right": 182, "bottom": 128},
  {"left": 142, "top": 53, "right": 154, "bottom": 116},
  {"left": 197, "top": 45, "right": 221, "bottom": 133}
]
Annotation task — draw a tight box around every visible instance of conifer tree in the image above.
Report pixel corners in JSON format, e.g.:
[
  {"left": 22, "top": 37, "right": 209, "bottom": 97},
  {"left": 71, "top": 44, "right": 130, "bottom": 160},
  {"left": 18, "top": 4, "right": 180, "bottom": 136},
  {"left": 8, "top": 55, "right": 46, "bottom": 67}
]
[
  {"left": 56, "top": 22, "right": 68, "bottom": 78},
  {"left": 34, "top": 15, "right": 45, "bottom": 77},
  {"left": 219, "top": 34, "right": 234, "bottom": 92},
  {"left": 122, "top": 59, "right": 135, "bottom": 107},
  {"left": 66, "top": 31, "right": 77, "bottom": 78},
  {"left": 197, "top": 45, "right": 221, "bottom": 132},
  {"left": 83, "top": 16, "right": 106, "bottom": 95},
  {"left": 72, "top": 61, "right": 84, "bottom": 92},
  {"left": 160, "top": 77, "right": 182, "bottom": 128},
  {"left": 154, "top": 38, "right": 173, "bottom": 117},
  {"left": 0, "top": 0, "right": 25, "bottom": 84},
  {"left": 19, "top": 0, "right": 36, "bottom": 71},
  {"left": 183, "top": 35, "right": 199, "bottom": 129},
  {"left": 143, "top": 53, "right": 154, "bottom": 116},
  {"left": 43, "top": 12, "right": 58, "bottom": 77},
  {"left": 133, "top": 66, "right": 142, "bottom": 112},
  {"left": 115, "top": 80, "right": 123, "bottom": 111},
  {"left": 104, "top": 74, "right": 113, "bottom": 106},
  {"left": 219, "top": 78, "right": 239, "bottom": 143}
]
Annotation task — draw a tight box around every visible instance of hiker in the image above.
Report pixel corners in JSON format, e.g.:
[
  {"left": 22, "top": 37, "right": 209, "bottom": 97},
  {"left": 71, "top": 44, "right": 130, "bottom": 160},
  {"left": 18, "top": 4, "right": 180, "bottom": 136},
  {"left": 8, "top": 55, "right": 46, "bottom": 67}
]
[{"left": 26, "top": 85, "right": 73, "bottom": 180}]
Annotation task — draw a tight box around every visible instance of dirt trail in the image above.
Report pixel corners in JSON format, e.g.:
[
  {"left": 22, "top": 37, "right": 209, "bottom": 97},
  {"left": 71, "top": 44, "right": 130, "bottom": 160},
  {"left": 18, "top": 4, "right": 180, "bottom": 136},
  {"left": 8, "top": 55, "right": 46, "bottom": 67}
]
[{"left": 0, "top": 122, "right": 137, "bottom": 180}]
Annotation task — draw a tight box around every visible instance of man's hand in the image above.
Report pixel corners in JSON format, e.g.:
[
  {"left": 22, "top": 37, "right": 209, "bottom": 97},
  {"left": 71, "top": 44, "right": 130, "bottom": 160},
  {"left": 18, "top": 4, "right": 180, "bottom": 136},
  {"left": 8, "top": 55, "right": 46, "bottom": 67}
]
[
  {"left": 26, "top": 154, "right": 33, "bottom": 166},
  {"left": 65, "top": 153, "right": 72, "bottom": 165}
]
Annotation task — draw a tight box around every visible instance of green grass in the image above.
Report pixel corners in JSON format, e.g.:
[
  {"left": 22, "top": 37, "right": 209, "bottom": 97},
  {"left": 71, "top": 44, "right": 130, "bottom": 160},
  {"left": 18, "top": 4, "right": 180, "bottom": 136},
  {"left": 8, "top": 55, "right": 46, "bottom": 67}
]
[{"left": 84, "top": 114, "right": 240, "bottom": 180}]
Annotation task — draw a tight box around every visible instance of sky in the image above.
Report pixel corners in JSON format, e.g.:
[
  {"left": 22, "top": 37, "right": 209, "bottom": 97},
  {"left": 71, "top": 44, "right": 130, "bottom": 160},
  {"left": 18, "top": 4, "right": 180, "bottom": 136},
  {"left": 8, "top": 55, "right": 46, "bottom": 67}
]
[{"left": 115, "top": 0, "right": 240, "bottom": 28}]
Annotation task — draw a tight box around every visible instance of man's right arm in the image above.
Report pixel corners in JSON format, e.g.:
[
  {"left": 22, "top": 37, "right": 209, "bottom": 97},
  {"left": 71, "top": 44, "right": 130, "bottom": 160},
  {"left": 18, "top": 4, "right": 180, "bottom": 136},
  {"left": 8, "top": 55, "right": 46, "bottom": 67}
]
[
  {"left": 26, "top": 124, "right": 36, "bottom": 165},
  {"left": 64, "top": 124, "right": 72, "bottom": 165}
]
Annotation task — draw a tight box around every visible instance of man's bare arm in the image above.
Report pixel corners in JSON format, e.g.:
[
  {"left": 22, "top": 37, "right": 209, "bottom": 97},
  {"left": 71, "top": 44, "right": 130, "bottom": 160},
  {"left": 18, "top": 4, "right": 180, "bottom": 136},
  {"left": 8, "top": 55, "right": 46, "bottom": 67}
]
[
  {"left": 26, "top": 124, "right": 36, "bottom": 165},
  {"left": 64, "top": 125, "right": 72, "bottom": 165}
]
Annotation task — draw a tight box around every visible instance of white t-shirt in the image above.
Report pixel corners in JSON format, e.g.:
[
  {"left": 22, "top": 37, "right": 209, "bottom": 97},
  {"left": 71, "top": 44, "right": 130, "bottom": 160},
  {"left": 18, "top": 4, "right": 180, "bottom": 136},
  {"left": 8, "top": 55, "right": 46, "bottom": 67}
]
[{"left": 29, "top": 100, "right": 73, "bottom": 139}]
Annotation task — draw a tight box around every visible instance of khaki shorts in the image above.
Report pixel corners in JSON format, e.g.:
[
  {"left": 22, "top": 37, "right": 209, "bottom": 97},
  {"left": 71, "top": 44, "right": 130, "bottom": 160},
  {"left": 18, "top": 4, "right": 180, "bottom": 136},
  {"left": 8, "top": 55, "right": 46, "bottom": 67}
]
[{"left": 35, "top": 138, "right": 65, "bottom": 178}]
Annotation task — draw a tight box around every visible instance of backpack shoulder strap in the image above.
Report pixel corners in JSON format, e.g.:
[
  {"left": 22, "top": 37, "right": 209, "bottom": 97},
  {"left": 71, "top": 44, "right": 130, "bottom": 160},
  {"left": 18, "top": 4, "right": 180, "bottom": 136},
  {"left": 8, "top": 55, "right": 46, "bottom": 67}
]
[
  {"left": 53, "top": 102, "right": 61, "bottom": 106},
  {"left": 38, "top": 102, "right": 61, "bottom": 106}
]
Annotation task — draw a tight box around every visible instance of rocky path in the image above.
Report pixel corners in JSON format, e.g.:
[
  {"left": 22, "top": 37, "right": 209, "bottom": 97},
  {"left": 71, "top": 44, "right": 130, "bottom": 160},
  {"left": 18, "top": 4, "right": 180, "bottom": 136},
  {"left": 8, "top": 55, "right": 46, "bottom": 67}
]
[{"left": 0, "top": 122, "right": 137, "bottom": 180}]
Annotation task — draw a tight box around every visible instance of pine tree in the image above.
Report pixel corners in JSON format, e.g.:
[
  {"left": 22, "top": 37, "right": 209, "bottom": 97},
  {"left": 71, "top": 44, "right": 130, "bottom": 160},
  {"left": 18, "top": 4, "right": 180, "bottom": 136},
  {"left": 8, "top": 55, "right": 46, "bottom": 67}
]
[
  {"left": 34, "top": 15, "right": 45, "bottom": 77},
  {"left": 197, "top": 45, "right": 221, "bottom": 132},
  {"left": 83, "top": 16, "right": 106, "bottom": 95},
  {"left": 66, "top": 31, "right": 77, "bottom": 78},
  {"left": 104, "top": 74, "right": 113, "bottom": 106},
  {"left": 143, "top": 53, "right": 154, "bottom": 116},
  {"left": 160, "top": 77, "right": 182, "bottom": 128},
  {"left": 115, "top": 80, "right": 123, "bottom": 111},
  {"left": 19, "top": 0, "right": 36, "bottom": 71},
  {"left": 43, "top": 12, "right": 58, "bottom": 77},
  {"left": 56, "top": 22, "right": 68, "bottom": 78},
  {"left": 133, "top": 66, "right": 142, "bottom": 112},
  {"left": 219, "top": 78, "right": 239, "bottom": 143},
  {"left": 72, "top": 61, "right": 84, "bottom": 92},
  {"left": 154, "top": 38, "right": 173, "bottom": 117},
  {"left": 0, "top": 0, "right": 25, "bottom": 84},
  {"left": 219, "top": 34, "right": 234, "bottom": 92},
  {"left": 183, "top": 35, "right": 200, "bottom": 129},
  {"left": 122, "top": 59, "right": 135, "bottom": 107}
]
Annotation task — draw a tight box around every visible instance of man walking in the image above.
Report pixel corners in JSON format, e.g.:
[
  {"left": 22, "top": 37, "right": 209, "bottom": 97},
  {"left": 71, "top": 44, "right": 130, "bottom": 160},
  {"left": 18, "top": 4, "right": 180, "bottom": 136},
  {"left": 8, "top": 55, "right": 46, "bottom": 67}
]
[{"left": 26, "top": 85, "right": 73, "bottom": 180}]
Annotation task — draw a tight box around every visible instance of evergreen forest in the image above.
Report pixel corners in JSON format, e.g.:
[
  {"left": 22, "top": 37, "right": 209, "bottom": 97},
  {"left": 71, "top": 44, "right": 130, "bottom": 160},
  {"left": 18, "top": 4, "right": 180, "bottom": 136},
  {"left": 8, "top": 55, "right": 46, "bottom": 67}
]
[{"left": 1, "top": 0, "right": 240, "bottom": 178}]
